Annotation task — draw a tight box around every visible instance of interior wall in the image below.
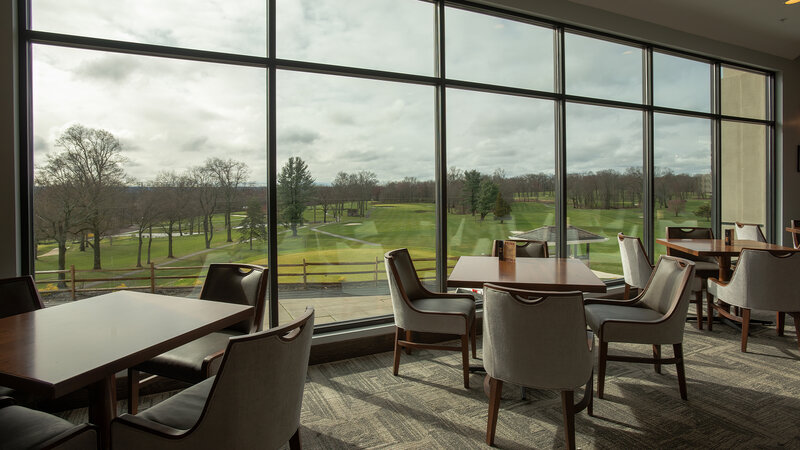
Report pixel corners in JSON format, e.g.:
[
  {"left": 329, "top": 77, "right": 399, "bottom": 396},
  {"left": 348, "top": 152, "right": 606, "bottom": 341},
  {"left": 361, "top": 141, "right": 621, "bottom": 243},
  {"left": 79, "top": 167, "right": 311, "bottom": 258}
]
[
  {"left": 0, "top": 0, "right": 20, "bottom": 277},
  {"left": 481, "top": 0, "right": 800, "bottom": 245}
]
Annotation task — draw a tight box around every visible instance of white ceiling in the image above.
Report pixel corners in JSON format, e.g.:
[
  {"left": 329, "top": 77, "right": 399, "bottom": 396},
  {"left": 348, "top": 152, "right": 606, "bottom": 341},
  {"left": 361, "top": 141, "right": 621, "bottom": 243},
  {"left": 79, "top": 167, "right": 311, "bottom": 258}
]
[{"left": 567, "top": 0, "right": 800, "bottom": 61}]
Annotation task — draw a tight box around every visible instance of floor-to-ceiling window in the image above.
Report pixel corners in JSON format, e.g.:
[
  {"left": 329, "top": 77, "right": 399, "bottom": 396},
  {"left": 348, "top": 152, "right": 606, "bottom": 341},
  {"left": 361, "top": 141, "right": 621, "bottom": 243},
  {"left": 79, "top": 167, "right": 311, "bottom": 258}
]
[{"left": 21, "top": 0, "right": 775, "bottom": 330}]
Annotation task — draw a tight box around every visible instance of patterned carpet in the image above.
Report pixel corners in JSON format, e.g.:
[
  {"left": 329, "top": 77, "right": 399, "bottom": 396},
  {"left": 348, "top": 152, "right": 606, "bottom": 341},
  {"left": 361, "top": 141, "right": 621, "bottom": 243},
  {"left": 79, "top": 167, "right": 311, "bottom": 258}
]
[{"left": 60, "top": 316, "right": 800, "bottom": 449}]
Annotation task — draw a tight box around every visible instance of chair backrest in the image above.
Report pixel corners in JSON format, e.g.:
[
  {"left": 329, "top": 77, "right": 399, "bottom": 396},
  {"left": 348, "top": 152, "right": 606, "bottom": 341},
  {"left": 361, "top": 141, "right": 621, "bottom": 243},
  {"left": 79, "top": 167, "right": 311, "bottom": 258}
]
[
  {"left": 200, "top": 263, "right": 268, "bottom": 334},
  {"left": 718, "top": 249, "right": 800, "bottom": 311},
  {"left": 665, "top": 227, "right": 715, "bottom": 262},
  {"left": 175, "top": 308, "right": 314, "bottom": 450},
  {"left": 482, "top": 284, "right": 592, "bottom": 390},
  {"left": 628, "top": 256, "right": 695, "bottom": 344},
  {"left": 734, "top": 222, "right": 766, "bottom": 242},
  {"left": 617, "top": 233, "right": 653, "bottom": 290},
  {"left": 384, "top": 249, "right": 427, "bottom": 330},
  {"left": 0, "top": 276, "right": 44, "bottom": 319},
  {"left": 491, "top": 239, "right": 549, "bottom": 258},
  {"left": 791, "top": 219, "right": 800, "bottom": 249}
]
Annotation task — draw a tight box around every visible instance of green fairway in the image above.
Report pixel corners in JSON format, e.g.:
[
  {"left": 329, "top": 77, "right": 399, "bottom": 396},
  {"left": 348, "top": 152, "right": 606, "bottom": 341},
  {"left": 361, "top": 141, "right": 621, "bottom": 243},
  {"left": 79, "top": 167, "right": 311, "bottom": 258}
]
[{"left": 35, "top": 198, "right": 710, "bottom": 291}]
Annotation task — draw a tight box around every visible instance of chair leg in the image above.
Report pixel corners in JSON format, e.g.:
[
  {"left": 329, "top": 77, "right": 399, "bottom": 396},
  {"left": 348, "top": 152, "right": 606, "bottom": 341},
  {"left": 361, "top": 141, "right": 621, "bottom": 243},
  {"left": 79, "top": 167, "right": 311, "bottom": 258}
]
[
  {"left": 653, "top": 345, "right": 661, "bottom": 374},
  {"left": 486, "top": 377, "right": 503, "bottom": 446},
  {"left": 777, "top": 312, "right": 786, "bottom": 336},
  {"left": 695, "top": 290, "right": 704, "bottom": 330},
  {"left": 707, "top": 293, "right": 715, "bottom": 331},
  {"left": 741, "top": 309, "right": 751, "bottom": 352},
  {"left": 597, "top": 341, "right": 608, "bottom": 399},
  {"left": 790, "top": 313, "right": 800, "bottom": 351},
  {"left": 471, "top": 316, "right": 477, "bottom": 359},
  {"left": 127, "top": 368, "right": 139, "bottom": 415},
  {"left": 405, "top": 330, "right": 413, "bottom": 355},
  {"left": 587, "top": 371, "right": 594, "bottom": 417},
  {"left": 392, "top": 327, "right": 402, "bottom": 376},
  {"left": 561, "top": 390, "right": 576, "bottom": 450},
  {"left": 289, "top": 428, "right": 302, "bottom": 450},
  {"left": 673, "top": 343, "right": 687, "bottom": 400},
  {"left": 461, "top": 334, "right": 470, "bottom": 389},
  {"left": 623, "top": 284, "right": 630, "bottom": 300}
]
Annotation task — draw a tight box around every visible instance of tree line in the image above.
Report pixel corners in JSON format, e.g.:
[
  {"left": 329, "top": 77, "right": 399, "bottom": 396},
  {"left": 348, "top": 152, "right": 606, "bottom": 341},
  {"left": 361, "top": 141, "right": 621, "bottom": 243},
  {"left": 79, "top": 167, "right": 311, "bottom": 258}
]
[{"left": 35, "top": 125, "right": 708, "bottom": 285}]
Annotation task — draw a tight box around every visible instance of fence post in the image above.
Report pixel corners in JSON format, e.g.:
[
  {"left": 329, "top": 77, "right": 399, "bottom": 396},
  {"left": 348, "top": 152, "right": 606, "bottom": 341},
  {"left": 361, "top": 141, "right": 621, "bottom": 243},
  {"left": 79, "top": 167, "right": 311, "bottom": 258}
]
[
  {"left": 150, "top": 263, "right": 156, "bottom": 293},
  {"left": 70, "top": 265, "right": 76, "bottom": 300},
  {"left": 302, "top": 258, "right": 307, "bottom": 288},
  {"left": 374, "top": 257, "right": 379, "bottom": 286}
]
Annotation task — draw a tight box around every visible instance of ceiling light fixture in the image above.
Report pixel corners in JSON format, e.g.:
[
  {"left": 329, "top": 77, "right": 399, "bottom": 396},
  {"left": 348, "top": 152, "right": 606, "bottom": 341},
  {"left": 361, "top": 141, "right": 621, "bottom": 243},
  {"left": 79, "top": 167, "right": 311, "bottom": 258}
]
[{"left": 786, "top": 0, "right": 800, "bottom": 4}]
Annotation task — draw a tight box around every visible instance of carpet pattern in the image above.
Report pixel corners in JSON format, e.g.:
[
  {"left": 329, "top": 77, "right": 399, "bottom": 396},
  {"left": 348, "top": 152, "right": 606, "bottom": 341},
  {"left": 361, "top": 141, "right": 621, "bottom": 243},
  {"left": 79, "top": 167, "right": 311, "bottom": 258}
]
[{"left": 59, "top": 317, "right": 800, "bottom": 449}]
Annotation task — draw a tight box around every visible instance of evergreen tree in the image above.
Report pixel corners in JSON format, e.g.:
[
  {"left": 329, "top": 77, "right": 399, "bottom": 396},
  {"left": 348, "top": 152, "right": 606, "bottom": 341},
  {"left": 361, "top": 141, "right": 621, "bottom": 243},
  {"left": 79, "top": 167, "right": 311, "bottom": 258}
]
[
  {"left": 238, "top": 198, "right": 267, "bottom": 250},
  {"left": 462, "top": 169, "right": 482, "bottom": 216},
  {"left": 477, "top": 179, "right": 499, "bottom": 221},
  {"left": 493, "top": 192, "right": 511, "bottom": 223},
  {"left": 278, "top": 157, "right": 315, "bottom": 236}
]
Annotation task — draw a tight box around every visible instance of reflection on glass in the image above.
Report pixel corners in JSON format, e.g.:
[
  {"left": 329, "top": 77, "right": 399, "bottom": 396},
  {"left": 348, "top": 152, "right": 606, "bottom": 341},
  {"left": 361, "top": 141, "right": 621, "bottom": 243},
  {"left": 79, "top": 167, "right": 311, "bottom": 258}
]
[
  {"left": 721, "top": 66, "right": 768, "bottom": 120},
  {"left": 721, "top": 121, "right": 766, "bottom": 227},
  {"left": 277, "top": 71, "right": 434, "bottom": 325},
  {"left": 31, "top": 45, "right": 268, "bottom": 318},
  {"left": 565, "top": 33, "right": 643, "bottom": 104},
  {"left": 446, "top": 7, "right": 554, "bottom": 91},
  {"left": 32, "top": 0, "right": 267, "bottom": 56},
  {"left": 566, "top": 103, "right": 643, "bottom": 278},
  {"left": 653, "top": 52, "right": 711, "bottom": 113},
  {"left": 277, "top": 0, "right": 434, "bottom": 76},
  {"left": 446, "top": 89, "right": 555, "bottom": 267},
  {"left": 653, "top": 114, "right": 712, "bottom": 262}
]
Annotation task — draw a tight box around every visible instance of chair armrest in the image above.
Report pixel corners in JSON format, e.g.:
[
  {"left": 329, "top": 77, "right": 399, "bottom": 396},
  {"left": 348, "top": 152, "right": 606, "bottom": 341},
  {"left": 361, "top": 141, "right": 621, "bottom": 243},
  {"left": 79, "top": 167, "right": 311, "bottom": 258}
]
[
  {"left": 112, "top": 413, "right": 187, "bottom": 439},
  {"left": 707, "top": 277, "right": 728, "bottom": 288},
  {"left": 418, "top": 284, "right": 476, "bottom": 301},
  {"left": 201, "top": 349, "right": 226, "bottom": 377},
  {"left": 586, "top": 330, "right": 594, "bottom": 352},
  {"left": 39, "top": 423, "right": 98, "bottom": 450}
]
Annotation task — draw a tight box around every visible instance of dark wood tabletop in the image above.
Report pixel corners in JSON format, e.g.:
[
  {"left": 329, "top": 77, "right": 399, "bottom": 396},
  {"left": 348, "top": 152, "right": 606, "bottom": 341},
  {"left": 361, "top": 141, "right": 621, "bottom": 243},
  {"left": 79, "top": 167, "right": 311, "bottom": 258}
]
[
  {"left": 447, "top": 256, "right": 607, "bottom": 293},
  {"left": 0, "top": 290, "right": 253, "bottom": 448},
  {"left": 656, "top": 238, "right": 798, "bottom": 281}
]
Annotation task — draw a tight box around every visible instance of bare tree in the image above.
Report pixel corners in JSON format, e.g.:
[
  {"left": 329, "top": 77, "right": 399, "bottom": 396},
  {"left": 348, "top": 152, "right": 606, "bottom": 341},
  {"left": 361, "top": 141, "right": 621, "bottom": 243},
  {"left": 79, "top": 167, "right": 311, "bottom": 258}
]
[
  {"left": 189, "top": 166, "right": 218, "bottom": 249},
  {"left": 203, "top": 158, "right": 249, "bottom": 243}
]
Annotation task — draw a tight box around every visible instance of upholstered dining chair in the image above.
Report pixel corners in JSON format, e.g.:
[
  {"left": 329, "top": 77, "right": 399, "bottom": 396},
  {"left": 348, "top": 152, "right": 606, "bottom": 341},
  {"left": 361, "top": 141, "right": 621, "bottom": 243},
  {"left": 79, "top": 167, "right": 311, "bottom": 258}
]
[
  {"left": 791, "top": 219, "right": 800, "bottom": 249},
  {"left": 707, "top": 249, "right": 800, "bottom": 352},
  {"left": 584, "top": 256, "right": 695, "bottom": 400},
  {"left": 491, "top": 239, "right": 549, "bottom": 258},
  {"left": 0, "top": 396, "right": 98, "bottom": 450},
  {"left": 385, "top": 248, "right": 477, "bottom": 388},
  {"left": 665, "top": 226, "right": 718, "bottom": 329},
  {"left": 734, "top": 222, "right": 767, "bottom": 242},
  {"left": 128, "top": 263, "right": 268, "bottom": 414},
  {"left": 112, "top": 308, "right": 314, "bottom": 450},
  {"left": 617, "top": 233, "right": 653, "bottom": 300},
  {"left": 0, "top": 276, "right": 46, "bottom": 404},
  {"left": 483, "top": 284, "right": 593, "bottom": 449}
]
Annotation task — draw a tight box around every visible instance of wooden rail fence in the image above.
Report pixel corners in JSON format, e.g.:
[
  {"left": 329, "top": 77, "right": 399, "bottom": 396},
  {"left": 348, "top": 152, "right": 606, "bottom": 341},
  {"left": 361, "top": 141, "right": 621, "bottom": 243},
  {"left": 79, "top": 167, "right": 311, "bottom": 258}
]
[{"left": 34, "top": 257, "right": 459, "bottom": 300}]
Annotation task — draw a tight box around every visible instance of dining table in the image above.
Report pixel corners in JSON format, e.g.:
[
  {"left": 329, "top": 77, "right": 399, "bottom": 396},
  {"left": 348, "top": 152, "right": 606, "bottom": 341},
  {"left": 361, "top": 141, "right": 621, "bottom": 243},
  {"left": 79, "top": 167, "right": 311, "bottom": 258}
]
[
  {"left": 656, "top": 238, "right": 798, "bottom": 282},
  {"left": 0, "top": 290, "right": 253, "bottom": 449},
  {"left": 447, "top": 256, "right": 607, "bottom": 293}
]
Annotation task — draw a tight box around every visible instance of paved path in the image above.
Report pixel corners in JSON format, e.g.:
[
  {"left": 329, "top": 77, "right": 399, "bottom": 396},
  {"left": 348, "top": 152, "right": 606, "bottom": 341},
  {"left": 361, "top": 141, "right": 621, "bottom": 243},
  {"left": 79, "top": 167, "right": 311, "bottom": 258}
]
[{"left": 308, "top": 224, "right": 381, "bottom": 246}]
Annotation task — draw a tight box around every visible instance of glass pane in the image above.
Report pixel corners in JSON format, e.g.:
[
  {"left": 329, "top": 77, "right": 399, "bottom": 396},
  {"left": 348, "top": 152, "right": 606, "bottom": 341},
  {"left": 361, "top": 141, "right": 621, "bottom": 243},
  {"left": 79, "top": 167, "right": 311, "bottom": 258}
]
[
  {"left": 446, "top": 89, "right": 556, "bottom": 266},
  {"left": 653, "top": 114, "right": 712, "bottom": 262},
  {"left": 653, "top": 52, "right": 711, "bottom": 113},
  {"left": 721, "top": 66, "right": 768, "bottom": 120},
  {"left": 31, "top": 0, "right": 267, "bottom": 56},
  {"left": 566, "top": 103, "right": 643, "bottom": 279},
  {"left": 565, "top": 33, "right": 643, "bottom": 104},
  {"left": 32, "top": 45, "right": 268, "bottom": 315},
  {"left": 277, "top": 0, "right": 434, "bottom": 76},
  {"left": 277, "top": 71, "right": 434, "bottom": 325},
  {"left": 446, "top": 7, "right": 554, "bottom": 91},
  {"left": 721, "top": 121, "right": 767, "bottom": 228}
]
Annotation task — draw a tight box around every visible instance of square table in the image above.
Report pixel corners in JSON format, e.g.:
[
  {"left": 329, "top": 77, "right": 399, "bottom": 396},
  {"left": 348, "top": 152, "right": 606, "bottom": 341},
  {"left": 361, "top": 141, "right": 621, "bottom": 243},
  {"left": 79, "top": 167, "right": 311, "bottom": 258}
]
[
  {"left": 656, "top": 238, "right": 798, "bottom": 282},
  {"left": 447, "top": 256, "right": 607, "bottom": 293},
  {"left": 0, "top": 290, "right": 253, "bottom": 448}
]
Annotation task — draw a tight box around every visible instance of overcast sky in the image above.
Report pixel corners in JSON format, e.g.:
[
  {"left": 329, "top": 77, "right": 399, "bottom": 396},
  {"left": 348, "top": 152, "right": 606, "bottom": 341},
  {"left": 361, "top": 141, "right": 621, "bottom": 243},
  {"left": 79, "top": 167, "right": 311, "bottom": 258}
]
[{"left": 31, "top": 0, "right": 713, "bottom": 186}]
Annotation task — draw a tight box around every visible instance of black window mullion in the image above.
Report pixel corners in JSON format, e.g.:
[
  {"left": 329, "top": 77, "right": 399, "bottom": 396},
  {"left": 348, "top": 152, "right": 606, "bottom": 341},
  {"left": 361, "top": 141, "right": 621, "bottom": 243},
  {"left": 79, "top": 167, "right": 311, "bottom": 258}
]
[
  {"left": 435, "top": 0, "right": 447, "bottom": 292},
  {"left": 643, "top": 47, "right": 654, "bottom": 261},
  {"left": 712, "top": 63, "right": 722, "bottom": 237},
  {"left": 266, "top": 0, "right": 278, "bottom": 328},
  {"left": 554, "top": 27, "right": 567, "bottom": 259}
]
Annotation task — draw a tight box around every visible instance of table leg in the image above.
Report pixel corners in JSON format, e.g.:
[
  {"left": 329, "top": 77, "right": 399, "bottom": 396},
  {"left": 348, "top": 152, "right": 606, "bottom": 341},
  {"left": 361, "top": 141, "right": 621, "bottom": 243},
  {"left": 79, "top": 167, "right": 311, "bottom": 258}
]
[
  {"left": 716, "top": 256, "right": 732, "bottom": 282},
  {"left": 87, "top": 374, "right": 117, "bottom": 449}
]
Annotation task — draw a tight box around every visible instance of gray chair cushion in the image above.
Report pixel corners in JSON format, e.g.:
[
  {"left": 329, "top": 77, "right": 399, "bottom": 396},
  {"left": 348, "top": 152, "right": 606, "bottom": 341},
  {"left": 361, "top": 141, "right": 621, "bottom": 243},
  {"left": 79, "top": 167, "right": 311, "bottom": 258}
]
[
  {"left": 585, "top": 303, "right": 663, "bottom": 333},
  {"left": 0, "top": 404, "right": 76, "bottom": 449},
  {"left": 137, "top": 331, "right": 240, "bottom": 383},
  {"left": 408, "top": 296, "right": 474, "bottom": 335},
  {"left": 138, "top": 377, "right": 214, "bottom": 431}
]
